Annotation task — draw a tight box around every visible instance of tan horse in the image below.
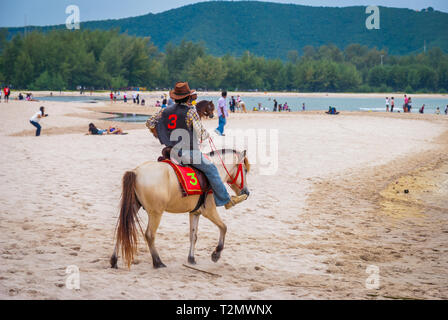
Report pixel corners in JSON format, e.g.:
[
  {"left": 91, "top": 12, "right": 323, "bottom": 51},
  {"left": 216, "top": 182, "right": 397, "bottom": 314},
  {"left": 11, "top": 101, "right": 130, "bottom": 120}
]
[{"left": 110, "top": 149, "right": 251, "bottom": 269}]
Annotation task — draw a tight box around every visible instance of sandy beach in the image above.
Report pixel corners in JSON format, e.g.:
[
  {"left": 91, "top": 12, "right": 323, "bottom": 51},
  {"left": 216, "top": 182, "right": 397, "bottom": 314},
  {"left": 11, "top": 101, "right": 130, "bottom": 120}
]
[{"left": 1, "top": 94, "right": 447, "bottom": 299}]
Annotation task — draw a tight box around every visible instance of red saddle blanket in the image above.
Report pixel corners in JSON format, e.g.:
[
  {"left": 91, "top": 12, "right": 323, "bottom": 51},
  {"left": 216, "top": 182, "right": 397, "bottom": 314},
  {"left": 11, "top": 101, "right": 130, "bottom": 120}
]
[{"left": 161, "top": 160, "right": 212, "bottom": 196}]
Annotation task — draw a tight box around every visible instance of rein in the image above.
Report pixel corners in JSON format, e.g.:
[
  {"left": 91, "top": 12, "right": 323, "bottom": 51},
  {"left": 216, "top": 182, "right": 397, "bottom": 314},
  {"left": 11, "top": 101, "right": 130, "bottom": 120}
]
[{"left": 208, "top": 138, "right": 244, "bottom": 189}]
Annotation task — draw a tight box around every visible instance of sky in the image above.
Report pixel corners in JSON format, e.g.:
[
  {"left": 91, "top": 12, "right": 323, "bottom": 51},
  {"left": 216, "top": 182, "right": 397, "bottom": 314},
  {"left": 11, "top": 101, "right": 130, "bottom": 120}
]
[{"left": 0, "top": 0, "right": 446, "bottom": 27}]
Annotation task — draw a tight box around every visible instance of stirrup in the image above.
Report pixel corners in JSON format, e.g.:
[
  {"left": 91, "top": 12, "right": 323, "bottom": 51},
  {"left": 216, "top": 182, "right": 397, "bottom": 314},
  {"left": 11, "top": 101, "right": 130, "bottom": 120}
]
[{"left": 225, "top": 194, "right": 248, "bottom": 210}]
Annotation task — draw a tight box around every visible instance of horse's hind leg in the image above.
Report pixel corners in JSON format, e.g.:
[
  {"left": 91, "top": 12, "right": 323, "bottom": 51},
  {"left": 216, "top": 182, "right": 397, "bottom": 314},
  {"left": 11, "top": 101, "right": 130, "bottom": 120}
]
[
  {"left": 188, "top": 212, "right": 200, "bottom": 265},
  {"left": 110, "top": 202, "right": 141, "bottom": 269},
  {"left": 145, "top": 211, "right": 166, "bottom": 268},
  {"left": 110, "top": 242, "right": 119, "bottom": 269},
  {"left": 202, "top": 203, "right": 227, "bottom": 263}
]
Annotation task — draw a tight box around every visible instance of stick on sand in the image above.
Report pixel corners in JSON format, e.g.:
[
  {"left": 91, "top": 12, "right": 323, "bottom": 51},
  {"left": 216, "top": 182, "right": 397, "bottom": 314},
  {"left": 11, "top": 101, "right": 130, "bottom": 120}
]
[{"left": 182, "top": 264, "right": 222, "bottom": 277}]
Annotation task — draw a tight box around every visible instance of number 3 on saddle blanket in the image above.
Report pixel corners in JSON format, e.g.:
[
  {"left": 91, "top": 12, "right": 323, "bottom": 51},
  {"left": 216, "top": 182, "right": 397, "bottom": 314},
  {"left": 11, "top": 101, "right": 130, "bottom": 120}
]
[{"left": 160, "top": 159, "right": 213, "bottom": 197}]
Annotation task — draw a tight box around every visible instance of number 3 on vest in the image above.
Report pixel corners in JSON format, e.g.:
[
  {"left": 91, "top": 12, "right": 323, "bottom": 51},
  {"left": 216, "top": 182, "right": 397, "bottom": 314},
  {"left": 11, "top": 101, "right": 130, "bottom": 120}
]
[
  {"left": 187, "top": 173, "right": 198, "bottom": 186},
  {"left": 168, "top": 114, "right": 177, "bottom": 129}
]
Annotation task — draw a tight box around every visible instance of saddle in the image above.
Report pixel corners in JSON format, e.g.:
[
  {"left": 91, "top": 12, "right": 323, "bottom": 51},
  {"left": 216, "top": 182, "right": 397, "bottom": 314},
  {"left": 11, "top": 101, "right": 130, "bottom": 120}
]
[{"left": 158, "top": 147, "right": 212, "bottom": 213}]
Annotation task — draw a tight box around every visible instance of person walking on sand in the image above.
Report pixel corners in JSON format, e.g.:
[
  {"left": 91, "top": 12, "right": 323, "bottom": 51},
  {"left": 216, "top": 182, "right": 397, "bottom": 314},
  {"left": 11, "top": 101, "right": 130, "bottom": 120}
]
[
  {"left": 3, "top": 86, "right": 10, "bottom": 103},
  {"left": 29, "top": 106, "right": 48, "bottom": 137},
  {"left": 390, "top": 97, "right": 395, "bottom": 112},
  {"left": 215, "top": 91, "right": 228, "bottom": 136},
  {"left": 386, "top": 97, "right": 390, "bottom": 112},
  {"left": 273, "top": 99, "right": 278, "bottom": 112}
]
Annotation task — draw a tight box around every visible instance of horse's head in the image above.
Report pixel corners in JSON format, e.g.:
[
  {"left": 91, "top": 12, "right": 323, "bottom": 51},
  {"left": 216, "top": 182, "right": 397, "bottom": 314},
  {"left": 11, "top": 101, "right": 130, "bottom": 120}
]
[
  {"left": 228, "top": 150, "right": 250, "bottom": 198},
  {"left": 196, "top": 100, "right": 215, "bottom": 119}
]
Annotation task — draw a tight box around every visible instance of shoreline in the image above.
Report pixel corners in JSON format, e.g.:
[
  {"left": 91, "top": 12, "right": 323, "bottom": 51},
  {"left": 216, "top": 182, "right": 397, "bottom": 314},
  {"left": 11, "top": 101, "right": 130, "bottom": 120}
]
[{"left": 9, "top": 90, "right": 448, "bottom": 100}]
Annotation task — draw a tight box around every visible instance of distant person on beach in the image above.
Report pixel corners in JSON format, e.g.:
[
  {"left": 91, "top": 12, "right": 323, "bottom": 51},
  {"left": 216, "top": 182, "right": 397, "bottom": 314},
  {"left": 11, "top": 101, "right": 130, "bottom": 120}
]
[
  {"left": 386, "top": 97, "right": 390, "bottom": 112},
  {"left": 18, "top": 93, "right": 24, "bottom": 100},
  {"left": 215, "top": 91, "right": 228, "bottom": 136},
  {"left": 407, "top": 97, "right": 412, "bottom": 113},
  {"left": 110, "top": 92, "right": 113, "bottom": 102},
  {"left": 123, "top": 93, "right": 127, "bottom": 103},
  {"left": 113, "top": 92, "right": 117, "bottom": 103},
  {"left": 137, "top": 94, "right": 140, "bottom": 105},
  {"left": 435, "top": 107, "right": 440, "bottom": 115},
  {"left": 161, "top": 98, "right": 168, "bottom": 109},
  {"left": 30, "top": 106, "right": 48, "bottom": 137},
  {"left": 229, "top": 96, "right": 235, "bottom": 113},
  {"left": 302, "top": 103, "right": 306, "bottom": 111},
  {"left": 390, "top": 97, "right": 395, "bottom": 112},
  {"left": 155, "top": 100, "right": 161, "bottom": 108},
  {"left": 3, "top": 86, "right": 10, "bottom": 103},
  {"left": 132, "top": 92, "right": 137, "bottom": 104},
  {"left": 239, "top": 101, "right": 247, "bottom": 113},
  {"left": 403, "top": 94, "right": 408, "bottom": 112},
  {"left": 445, "top": 105, "right": 448, "bottom": 115},
  {"left": 0, "top": 88, "right": 2, "bottom": 102},
  {"left": 273, "top": 99, "right": 278, "bottom": 112},
  {"left": 419, "top": 104, "right": 425, "bottom": 114}
]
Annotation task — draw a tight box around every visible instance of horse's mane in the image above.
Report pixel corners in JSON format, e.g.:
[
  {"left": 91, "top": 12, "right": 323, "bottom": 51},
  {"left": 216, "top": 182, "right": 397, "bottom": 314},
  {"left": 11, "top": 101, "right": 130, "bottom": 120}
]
[{"left": 207, "top": 149, "right": 250, "bottom": 173}]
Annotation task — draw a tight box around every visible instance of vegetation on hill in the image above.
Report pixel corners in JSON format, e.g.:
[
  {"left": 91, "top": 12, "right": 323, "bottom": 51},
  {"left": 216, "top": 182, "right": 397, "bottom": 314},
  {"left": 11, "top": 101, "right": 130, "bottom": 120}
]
[
  {"left": 0, "top": 29, "right": 447, "bottom": 93},
  {"left": 3, "top": 1, "right": 448, "bottom": 59}
]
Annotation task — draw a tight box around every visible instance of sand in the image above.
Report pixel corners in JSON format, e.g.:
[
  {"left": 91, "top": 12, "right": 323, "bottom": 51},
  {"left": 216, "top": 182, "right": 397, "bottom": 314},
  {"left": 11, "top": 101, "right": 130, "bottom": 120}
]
[{"left": 0, "top": 95, "right": 447, "bottom": 299}]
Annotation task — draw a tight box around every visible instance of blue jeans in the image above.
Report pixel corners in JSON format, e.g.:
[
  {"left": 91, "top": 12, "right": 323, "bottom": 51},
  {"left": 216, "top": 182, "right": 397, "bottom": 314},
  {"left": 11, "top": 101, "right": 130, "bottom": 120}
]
[
  {"left": 181, "top": 150, "right": 231, "bottom": 207},
  {"left": 30, "top": 121, "right": 41, "bottom": 136},
  {"left": 216, "top": 116, "right": 226, "bottom": 135}
]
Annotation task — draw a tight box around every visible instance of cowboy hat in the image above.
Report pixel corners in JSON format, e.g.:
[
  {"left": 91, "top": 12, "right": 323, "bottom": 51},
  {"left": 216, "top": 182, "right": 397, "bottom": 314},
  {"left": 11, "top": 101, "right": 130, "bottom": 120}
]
[{"left": 169, "top": 82, "right": 195, "bottom": 100}]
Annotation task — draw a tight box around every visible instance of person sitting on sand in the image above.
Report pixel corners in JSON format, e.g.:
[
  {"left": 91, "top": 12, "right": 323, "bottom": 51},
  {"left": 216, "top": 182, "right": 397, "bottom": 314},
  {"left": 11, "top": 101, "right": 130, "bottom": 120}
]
[
  {"left": 155, "top": 100, "right": 161, "bottom": 108},
  {"left": 435, "top": 107, "right": 440, "bottom": 115}
]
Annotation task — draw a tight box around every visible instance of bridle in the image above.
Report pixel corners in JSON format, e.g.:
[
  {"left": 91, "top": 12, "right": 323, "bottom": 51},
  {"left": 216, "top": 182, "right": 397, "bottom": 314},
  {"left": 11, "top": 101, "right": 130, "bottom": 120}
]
[{"left": 208, "top": 138, "right": 245, "bottom": 190}]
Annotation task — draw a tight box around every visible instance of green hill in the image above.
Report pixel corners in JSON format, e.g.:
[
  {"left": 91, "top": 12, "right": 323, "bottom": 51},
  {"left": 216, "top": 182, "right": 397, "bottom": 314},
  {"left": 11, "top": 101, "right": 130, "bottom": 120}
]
[{"left": 4, "top": 1, "right": 448, "bottom": 59}]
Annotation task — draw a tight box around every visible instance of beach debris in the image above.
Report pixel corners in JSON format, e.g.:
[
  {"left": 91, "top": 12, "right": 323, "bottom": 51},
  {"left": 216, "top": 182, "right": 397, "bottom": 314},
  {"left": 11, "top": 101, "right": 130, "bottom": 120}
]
[{"left": 182, "top": 264, "right": 222, "bottom": 277}]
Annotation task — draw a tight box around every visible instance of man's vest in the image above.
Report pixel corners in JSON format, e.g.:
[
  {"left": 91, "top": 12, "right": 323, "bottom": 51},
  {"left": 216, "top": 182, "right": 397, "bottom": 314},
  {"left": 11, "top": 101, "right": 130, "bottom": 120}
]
[{"left": 156, "top": 104, "right": 198, "bottom": 152}]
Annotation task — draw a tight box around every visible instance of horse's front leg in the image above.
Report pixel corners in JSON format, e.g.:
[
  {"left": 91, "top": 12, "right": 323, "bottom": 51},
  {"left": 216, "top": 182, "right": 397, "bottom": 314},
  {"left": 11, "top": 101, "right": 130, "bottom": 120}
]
[
  {"left": 188, "top": 212, "right": 200, "bottom": 265},
  {"left": 202, "top": 202, "right": 227, "bottom": 263}
]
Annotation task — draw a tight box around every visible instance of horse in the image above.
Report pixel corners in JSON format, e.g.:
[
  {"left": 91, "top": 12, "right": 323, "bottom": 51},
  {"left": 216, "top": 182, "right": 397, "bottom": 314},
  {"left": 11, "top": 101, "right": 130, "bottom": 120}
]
[
  {"left": 110, "top": 149, "right": 251, "bottom": 269},
  {"left": 196, "top": 100, "right": 215, "bottom": 119}
]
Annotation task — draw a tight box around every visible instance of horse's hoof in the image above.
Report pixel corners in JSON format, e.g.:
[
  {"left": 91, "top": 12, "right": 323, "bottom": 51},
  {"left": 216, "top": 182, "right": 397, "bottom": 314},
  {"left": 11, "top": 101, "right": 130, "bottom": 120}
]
[
  {"left": 188, "top": 256, "right": 196, "bottom": 265},
  {"left": 211, "top": 251, "right": 220, "bottom": 263},
  {"left": 154, "top": 262, "right": 167, "bottom": 269},
  {"left": 110, "top": 255, "right": 118, "bottom": 269}
]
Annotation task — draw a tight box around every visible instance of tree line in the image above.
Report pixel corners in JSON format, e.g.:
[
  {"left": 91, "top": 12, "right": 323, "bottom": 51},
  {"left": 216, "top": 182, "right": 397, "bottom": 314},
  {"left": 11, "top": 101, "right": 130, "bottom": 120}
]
[{"left": 0, "top": 29, "right": 447, "bottom": 93}]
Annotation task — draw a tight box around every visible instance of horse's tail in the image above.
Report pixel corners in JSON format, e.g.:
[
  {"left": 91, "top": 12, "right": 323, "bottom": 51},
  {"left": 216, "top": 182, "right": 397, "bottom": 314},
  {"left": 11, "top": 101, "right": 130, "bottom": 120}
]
[{"left": 116, "top": 171, "right": 142, "bottom": 269}]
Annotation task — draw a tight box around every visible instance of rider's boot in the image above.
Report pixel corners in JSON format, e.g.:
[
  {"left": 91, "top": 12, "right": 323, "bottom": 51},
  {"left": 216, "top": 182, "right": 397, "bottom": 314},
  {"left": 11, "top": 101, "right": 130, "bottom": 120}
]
[{"left": 224, "top": 194, "right": 248, "bottom": 210}]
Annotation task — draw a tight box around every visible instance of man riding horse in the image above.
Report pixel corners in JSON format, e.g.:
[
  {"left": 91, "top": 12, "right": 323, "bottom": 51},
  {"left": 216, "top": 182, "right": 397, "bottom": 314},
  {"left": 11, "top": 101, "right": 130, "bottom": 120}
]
[{"left": 146, "top": 82, "right": 248, "bottom": 210}]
